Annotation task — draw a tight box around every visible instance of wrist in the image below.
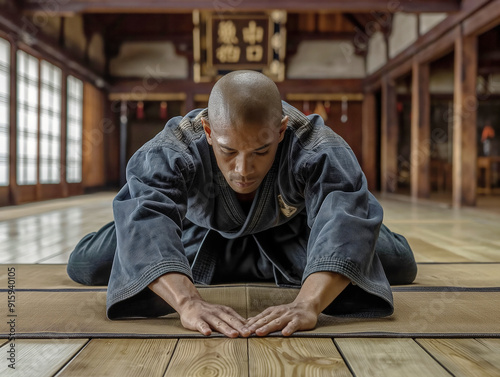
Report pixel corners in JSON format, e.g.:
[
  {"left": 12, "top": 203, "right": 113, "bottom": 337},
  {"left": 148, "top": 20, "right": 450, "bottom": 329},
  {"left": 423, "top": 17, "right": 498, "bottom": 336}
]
[
  {"left": 293, "top": 296, "right": 322, "bottom": 315},
  {"left": 295, "top": 271, "right": 350, "bottom": 315},
  {"left": 148, "top": 272, "right": 203, "bottom": 313}
]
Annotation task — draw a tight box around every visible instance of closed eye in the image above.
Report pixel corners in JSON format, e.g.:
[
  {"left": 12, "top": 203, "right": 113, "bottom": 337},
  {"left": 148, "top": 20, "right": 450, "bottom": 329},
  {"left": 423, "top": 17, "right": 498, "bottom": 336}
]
[{"left": 255, "top": 150, "right": 269, "bottom": 156}]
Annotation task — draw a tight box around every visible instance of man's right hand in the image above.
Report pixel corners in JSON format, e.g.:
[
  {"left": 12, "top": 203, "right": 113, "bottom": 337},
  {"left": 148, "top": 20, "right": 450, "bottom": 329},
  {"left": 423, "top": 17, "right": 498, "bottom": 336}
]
[
  {"left": 178, "top": 298, "right": 250, "bottom": 338},
  {"left": 148, "top": 272, "right": 250, "bottom": 338}
]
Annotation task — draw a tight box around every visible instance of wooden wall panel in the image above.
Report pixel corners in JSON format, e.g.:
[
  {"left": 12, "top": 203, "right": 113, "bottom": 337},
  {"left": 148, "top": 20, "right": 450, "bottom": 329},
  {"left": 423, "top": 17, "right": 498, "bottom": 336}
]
[
  {"left": 328, "top": 101, "right": 363, "bottom": 163},
  {"left": 82, "top": 82, "right": 107, "bottom": 188},
  {"left": 104, "top": 102, "right": 121, "bottom": 187}
]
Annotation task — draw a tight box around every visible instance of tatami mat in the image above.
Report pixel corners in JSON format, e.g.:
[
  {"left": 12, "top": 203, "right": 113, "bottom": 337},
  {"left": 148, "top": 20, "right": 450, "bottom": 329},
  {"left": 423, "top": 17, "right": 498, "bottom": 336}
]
[
  {"left": 0, "top": 289, "right": 499, "bottom": 338},
  {"left": 2, "top": 263, "right": 499, "bottom": 290},
  {"left": 1, "top": 264, "right": 499, "bottom": 339}
]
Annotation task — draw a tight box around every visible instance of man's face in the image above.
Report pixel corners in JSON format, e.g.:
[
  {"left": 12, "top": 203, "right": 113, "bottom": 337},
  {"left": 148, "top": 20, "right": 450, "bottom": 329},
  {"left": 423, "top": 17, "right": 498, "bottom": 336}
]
[{"left": 202, "top": 116, "right": 288, "bottom": 197}]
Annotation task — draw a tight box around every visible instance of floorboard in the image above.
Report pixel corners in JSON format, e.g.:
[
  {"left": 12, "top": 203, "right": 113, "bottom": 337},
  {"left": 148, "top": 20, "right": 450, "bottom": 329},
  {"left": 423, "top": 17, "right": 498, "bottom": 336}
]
[
  {"left": 248, "top": 338, "right": 352, "bottom": 377},
  {"left": 163, "top": 338, "right": 248, "bottom": 377},
  {"left": 56, "top": 339, "right": 177, "bottom": 377},
  {"left": 417, "top": 338, "right": 500, "bottom": 377},
  {"left": 335, "top": 338, "right": 452, "bottom": 377},
  {"left": 0, "top": 339, "right": 88, "bottom": 377}
]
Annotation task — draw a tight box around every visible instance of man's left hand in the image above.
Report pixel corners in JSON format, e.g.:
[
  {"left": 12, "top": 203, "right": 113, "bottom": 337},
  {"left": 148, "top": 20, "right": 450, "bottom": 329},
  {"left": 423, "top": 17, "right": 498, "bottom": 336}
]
[
  {"left": 245, "top": 301, "right": 317, "bottom": 336},
  {"left": 246, "top": 271, "right": 350, "bottom": 336}
]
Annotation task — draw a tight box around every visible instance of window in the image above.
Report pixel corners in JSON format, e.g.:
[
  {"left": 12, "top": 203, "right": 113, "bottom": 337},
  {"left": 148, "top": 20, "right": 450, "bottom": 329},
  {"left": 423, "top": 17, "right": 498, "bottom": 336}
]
[
  {"left": 66, "top": 75, "right": 83, "bottom": 183},
  {"left": 40, "top": 61, "right": 61, "bottom": 184},
  {"left": 16, "top": 50, "right": 39, "bottom": 185},
  {"left": 0, "top": 38, "right": 10, "bottom": 186}
]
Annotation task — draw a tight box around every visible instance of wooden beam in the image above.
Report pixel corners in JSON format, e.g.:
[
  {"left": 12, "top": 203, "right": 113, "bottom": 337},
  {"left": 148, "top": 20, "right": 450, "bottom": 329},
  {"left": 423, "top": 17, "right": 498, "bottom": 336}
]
[
  {"left": 20, "top": 0, "right": 461, "bottom": 14},
  {"left": 364, "top": 0, "right": 491, "bottom": 88},
  {"left": 453, "top": 30, "right": 478, "bottom": 207},
  {"left": 411, "top": 60, "right": 431, "bottom": 199},
  {"left": 417, "top": 25, "right": 459, "bottom": 64},
  {"left": 109, "top": 78, "right": 364, "bottom": 96},
  {"left": 463, "top": 0, "right": 500, "bottom": 36},
  {"left": 362, "top": 92, "right": 377, "bottom": 190},
  {"left": 381, "top": 76, "right": 398, "bottom": 194}
]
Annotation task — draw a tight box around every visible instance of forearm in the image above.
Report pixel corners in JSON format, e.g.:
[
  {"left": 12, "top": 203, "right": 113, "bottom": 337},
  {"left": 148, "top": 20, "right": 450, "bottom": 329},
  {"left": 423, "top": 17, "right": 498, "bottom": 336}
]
[
  {"left": 293, "top": 271, "right": 350, "bottom": 314},
  {"left": 148, "top": 272, "right": 249, "bottom": 338},
  {"left": 148, "top": 272, "right": 202, "bottom": 313}
]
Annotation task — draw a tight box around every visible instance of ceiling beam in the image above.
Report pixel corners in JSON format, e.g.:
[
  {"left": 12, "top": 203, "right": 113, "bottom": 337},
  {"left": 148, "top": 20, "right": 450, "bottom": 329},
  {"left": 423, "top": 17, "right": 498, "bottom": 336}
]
[{"left": 20, "top": 0, "right": 460, "bottom": 15}]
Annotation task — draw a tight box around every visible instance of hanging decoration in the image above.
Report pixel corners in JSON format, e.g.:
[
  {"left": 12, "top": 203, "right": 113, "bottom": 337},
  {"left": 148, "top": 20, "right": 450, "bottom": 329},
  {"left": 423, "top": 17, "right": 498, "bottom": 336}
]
[
  {"left": 324, "top": 100, "right": 331, "bottom": 115},
  {"left": 136, "top": 101, "right": 144, "bottom": 120},
  {"left": 193, "top": 10, "right": 287, "bottom": 82},
  {"left": 341, "top": 96, "right": 348, "bottom": 123},
  {"left": 302, "top": 100, "right": 311, "bottom": 116},
  {"left": 160, "top": 101, "right": 168, "bottom": 120}
]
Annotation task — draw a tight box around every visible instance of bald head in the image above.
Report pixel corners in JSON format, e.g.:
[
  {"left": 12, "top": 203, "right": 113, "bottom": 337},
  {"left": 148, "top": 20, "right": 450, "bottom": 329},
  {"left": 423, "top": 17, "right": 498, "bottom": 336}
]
[{"left": 207, "top": 70, "right": 282, "bottom": 130}]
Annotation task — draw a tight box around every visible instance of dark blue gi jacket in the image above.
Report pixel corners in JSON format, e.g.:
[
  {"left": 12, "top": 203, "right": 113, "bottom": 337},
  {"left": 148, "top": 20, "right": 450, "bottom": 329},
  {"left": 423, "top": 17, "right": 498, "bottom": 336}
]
[{"left": 107, "top": 102, "right": 393, "bottom": 319}]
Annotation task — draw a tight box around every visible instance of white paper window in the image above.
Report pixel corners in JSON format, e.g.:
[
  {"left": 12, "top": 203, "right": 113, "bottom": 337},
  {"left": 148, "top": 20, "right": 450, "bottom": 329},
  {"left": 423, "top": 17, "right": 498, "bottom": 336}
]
[
  {"left": 16, "top": 50, "right": 39, "bottom": 185},
  {"left": 66, "top": 75, "right": 83, "bottom": 183},
  {"left": 39, "top": 60, "right": 61, "bottom": 184}
]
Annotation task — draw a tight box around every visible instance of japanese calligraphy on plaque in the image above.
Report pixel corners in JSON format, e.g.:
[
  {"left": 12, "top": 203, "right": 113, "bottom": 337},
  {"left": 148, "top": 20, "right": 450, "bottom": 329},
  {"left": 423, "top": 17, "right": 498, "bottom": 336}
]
[{"left": 193, "top": 11, "right": 286, "bottom": 82}]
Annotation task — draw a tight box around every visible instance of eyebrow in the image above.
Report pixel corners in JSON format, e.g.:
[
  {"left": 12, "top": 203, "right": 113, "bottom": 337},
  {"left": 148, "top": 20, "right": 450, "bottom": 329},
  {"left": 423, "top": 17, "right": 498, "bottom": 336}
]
[{"left": 219, "top": 143, "right": 271, "bottom": 152}]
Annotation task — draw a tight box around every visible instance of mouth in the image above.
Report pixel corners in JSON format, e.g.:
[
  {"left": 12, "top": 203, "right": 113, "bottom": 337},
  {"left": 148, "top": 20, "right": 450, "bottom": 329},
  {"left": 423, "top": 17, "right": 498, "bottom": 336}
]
[{"left": 234, "top": 180, "right": 257, "bottom": 188}]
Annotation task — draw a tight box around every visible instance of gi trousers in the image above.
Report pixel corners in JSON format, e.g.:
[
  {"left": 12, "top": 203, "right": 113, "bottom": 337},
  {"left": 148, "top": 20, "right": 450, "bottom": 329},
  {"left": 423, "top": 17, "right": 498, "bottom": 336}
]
[{"left": 67, "top": 221, "right": 417, "bottom": 287}]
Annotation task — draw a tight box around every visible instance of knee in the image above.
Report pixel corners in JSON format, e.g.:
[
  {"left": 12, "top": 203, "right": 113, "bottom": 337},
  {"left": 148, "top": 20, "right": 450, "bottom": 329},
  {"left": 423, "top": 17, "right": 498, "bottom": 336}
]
[
  {"left": 383, "top": 257, "right": 418, "bottom": 285},
  {"left": 376, "top": 229, "right": 418, "bottom": 285},
  {"left": 384, "top": 235, "right": 418, "bottom": 285},
  {"left": 67, "top": 233, "right": 113, "bottom": 286}
]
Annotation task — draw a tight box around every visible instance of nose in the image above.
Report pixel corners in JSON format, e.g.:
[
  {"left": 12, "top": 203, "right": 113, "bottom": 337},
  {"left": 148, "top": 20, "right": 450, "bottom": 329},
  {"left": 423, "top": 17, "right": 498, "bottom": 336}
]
[{"left": 234, "top": 154, "right": 254, "bottom": 177}]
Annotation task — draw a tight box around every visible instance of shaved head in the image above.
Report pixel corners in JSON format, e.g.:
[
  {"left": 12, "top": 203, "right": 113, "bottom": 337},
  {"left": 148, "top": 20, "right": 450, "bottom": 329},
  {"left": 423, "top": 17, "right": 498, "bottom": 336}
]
[{"left": 207, "top": 70, "right": 282, "bottom": 129}]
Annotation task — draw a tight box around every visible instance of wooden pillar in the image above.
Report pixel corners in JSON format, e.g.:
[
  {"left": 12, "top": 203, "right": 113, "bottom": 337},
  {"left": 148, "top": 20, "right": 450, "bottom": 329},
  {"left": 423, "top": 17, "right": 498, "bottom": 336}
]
[
  {"left": 453, "top": 30, "right": 478, "bottom": 208},
  {"left": 362, "top": 92, "right": 377, "bottom": 190},
  {"left": 381, "top": 76, "right": 398, "bottom": 193},
  {"left": 411, "top": 60, "right": 431, "bottom": 199}
]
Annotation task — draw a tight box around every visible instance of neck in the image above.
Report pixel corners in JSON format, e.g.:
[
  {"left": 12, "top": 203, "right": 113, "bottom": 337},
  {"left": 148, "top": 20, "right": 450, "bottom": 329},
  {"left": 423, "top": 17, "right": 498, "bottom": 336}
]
[{"left": 236, "top": 191, "right": 256, "bottom": 202}]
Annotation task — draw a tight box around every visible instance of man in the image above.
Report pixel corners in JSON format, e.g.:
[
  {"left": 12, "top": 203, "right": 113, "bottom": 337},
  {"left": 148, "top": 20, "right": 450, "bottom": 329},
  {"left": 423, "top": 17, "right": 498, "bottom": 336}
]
[{"left": 67, "top": 70, "right": 417, "bottom": 338}]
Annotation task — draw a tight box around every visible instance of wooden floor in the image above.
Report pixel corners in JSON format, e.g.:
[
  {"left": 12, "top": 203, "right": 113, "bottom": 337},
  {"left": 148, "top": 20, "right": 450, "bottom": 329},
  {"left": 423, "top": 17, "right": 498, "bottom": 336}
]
[{"left": 1, "top": 192, "right": 500, "bottom": 376}]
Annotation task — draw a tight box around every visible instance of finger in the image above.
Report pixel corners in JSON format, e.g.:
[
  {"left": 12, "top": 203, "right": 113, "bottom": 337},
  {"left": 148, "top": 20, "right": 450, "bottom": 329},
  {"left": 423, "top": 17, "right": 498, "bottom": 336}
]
[
  {"left": 247, "top": 315, "right": 270, "bottom": 332},
  {"left": 196, "top": 320, "right": 212, "bottom": 336},
  {"left": 217, "top": 309, "right": 251, "bottom": 337},
  {"left": 255, "top": 316, "right": 287, "bottom": 336},
  {"left": 281, "top": 319, "right": 300, "bottom": 337},
  {"left": 206, "top": 316, "right": 239, "bottom": 338},
  {"left": 246, "top": 308, "right": 276, "bottom": 328},
  {"left": 247, "top": 308, "right": 283, "bottom": 332},
  {"left": 220, "top": 306, "right": 247, "bottom": 323}
]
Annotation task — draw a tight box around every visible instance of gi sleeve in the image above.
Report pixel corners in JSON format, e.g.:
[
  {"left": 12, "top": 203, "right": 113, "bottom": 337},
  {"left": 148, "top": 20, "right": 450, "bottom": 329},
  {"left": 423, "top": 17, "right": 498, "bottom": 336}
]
[
  {"left": 301, "top": 142, "right": 394, "bottom": 317},
  {"left": 106, "top": 145, "right": 195, "bottom": 319}
]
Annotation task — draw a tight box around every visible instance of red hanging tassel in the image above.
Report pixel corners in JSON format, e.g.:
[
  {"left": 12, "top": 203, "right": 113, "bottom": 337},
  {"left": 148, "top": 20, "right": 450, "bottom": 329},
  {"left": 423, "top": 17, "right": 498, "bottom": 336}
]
[
  {"left": 160, "top": 101, "right": 168, "bottom": 120},
  {"left": 136, "top": 101, "right": 144, "bottom": 119}
]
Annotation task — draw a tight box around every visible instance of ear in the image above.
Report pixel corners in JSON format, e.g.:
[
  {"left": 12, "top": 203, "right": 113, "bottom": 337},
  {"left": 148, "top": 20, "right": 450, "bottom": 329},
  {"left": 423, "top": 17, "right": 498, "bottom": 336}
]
[
  {"left": 201, "top": 118, "right": 213, "bottom": 145},
  {"left": 278, "top": 116, "right": 288, "bottom": 143}
]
